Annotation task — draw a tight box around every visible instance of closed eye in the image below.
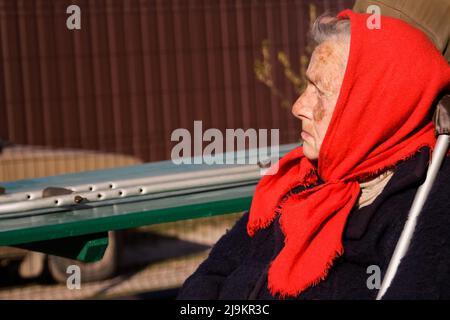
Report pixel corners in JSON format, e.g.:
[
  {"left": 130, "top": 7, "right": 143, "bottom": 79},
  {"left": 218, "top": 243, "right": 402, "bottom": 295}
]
[{"left": 306, "top": 76, "right": 324, "bottom": 96}]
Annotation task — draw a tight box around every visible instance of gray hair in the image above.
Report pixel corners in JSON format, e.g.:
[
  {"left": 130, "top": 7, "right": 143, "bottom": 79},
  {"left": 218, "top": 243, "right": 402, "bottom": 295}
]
[
  {"left": 310, "top": 14, "right": 351, "bottom": 69},
  {"left": 311, "top": 14, "right": 351, "bottom": 45}
]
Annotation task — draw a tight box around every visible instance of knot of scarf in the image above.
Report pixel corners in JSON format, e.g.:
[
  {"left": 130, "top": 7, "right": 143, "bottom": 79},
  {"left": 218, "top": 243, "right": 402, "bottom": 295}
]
[{"left": 247, "top": 10, "right": 450, "bottom": 298}]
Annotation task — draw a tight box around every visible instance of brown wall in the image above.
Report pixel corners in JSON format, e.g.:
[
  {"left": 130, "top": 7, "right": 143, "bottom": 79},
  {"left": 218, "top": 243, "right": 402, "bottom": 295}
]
[{"left": 0, "top": 0, "right": 353, "bottom": 163}]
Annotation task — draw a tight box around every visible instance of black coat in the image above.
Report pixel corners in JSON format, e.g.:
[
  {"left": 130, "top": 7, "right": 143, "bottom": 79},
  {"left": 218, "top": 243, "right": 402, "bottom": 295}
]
[{"left": 177, "top": 147, "right": 450, "bottom": 299}]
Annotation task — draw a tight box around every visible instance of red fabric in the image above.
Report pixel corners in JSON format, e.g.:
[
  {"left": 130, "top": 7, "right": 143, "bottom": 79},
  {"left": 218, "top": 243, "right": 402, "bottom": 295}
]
[{"left": 247, "top": 10, "right": 450, "bottom": 298}]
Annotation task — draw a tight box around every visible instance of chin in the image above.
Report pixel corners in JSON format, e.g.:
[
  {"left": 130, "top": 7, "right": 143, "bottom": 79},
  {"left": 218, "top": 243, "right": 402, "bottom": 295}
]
[{"left": 302, "top": 143, "right": 318, "bottom": 161}]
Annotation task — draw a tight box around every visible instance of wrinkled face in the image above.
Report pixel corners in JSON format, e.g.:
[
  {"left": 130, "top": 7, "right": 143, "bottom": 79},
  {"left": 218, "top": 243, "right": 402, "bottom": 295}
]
[{"left": 292, "top": 40, "right": 349, "bottom": 161}]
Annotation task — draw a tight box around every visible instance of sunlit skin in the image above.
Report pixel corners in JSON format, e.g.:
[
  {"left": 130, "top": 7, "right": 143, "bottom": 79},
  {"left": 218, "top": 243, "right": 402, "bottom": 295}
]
[{"left": 292, "top": 40, "right": 349, "bottom": 162}]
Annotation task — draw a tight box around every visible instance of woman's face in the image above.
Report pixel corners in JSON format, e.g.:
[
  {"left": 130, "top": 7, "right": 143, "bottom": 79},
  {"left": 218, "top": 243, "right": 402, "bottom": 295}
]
[{"left": 292, "top": 40, "right": 348, "bottom": 161}]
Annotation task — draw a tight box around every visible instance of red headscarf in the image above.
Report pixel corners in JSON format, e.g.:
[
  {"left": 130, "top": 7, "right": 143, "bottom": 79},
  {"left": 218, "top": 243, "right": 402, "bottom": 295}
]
[{"left": 247, "top": 10, "right": 450, "bottom": 298}]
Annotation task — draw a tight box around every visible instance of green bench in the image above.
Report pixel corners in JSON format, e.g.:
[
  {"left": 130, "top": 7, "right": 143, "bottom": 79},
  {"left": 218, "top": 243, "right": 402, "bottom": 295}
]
[{"left": 0, "top": 144, "right": 298, "bottom": 263}]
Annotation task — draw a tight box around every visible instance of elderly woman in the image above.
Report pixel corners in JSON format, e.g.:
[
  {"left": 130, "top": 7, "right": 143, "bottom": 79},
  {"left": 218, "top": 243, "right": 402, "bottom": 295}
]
[{"left": 177, "top": 10, "right": 450, "bottom": 299}]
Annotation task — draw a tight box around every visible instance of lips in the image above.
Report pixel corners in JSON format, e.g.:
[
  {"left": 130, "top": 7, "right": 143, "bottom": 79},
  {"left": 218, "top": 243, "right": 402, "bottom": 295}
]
[{"left": 301, "top": 130, "right": 313, "bottom": 139}]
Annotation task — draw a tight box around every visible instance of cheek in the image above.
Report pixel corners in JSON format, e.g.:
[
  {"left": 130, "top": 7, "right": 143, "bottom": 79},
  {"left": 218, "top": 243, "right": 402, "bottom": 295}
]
[
  {"left": 312, "top": 98, "right": 335, "bottom": 139},
  {"left": 313, "top": 99, "right": 326, "bottom": 122}
]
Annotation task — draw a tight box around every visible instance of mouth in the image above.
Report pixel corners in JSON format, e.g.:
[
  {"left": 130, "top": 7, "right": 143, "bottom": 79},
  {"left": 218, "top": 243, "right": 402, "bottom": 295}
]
[{"left": 301, "top": 130, "right": 313, "bottom": 140}]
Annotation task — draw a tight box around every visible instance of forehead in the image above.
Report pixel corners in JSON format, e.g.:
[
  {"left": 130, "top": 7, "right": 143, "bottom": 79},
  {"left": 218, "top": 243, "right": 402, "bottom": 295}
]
[{"left": 307, "top": 41, "right": 343, "bottom": 76}]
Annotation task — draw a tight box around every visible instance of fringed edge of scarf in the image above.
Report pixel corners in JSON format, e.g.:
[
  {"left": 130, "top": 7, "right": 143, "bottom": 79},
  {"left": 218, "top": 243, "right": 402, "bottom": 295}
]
[
  {"left": 347, "top": 143, "right": 436, "bottom": 184},
  {"left": 268, "top": 245, "right": 345, "bottom": 299},
  {"left": 247, "top": 167, "right": 319, "bottom": 237}
]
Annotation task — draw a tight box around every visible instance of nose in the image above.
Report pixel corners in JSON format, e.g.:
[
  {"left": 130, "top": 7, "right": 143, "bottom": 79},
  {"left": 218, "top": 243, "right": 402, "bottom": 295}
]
[{"left": 291, "top": 92, "right": 311, "bottom": 121}]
